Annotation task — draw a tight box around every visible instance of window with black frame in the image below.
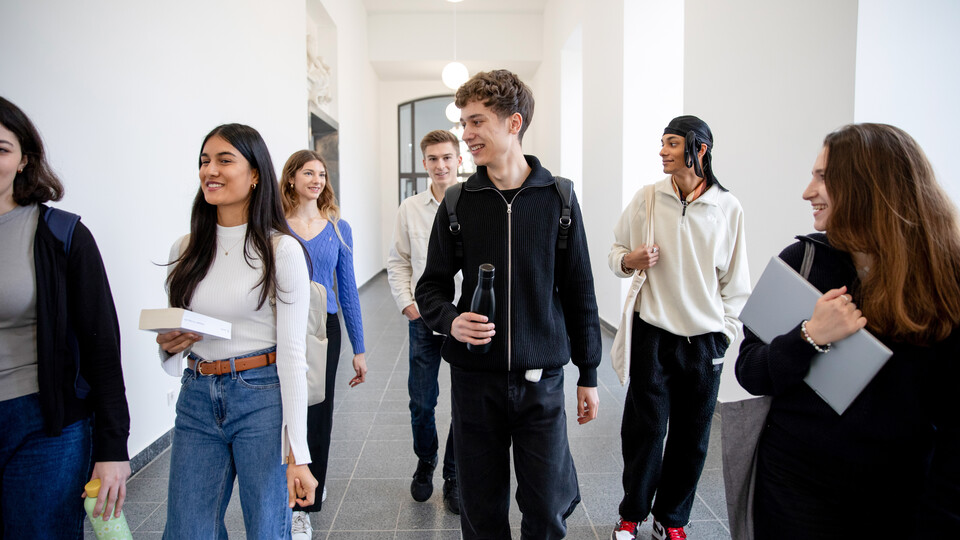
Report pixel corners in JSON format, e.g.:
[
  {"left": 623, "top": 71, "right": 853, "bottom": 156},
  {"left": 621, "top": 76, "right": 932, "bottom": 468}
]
[{"left": 397, "top": 95, "right": 475, "bottom": 204}]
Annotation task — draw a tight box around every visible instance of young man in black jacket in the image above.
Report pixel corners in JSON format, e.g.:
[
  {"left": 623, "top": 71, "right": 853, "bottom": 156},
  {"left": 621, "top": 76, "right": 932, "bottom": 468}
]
[{"left": 415, "top": 69, "right": 602, "bottom": 539}]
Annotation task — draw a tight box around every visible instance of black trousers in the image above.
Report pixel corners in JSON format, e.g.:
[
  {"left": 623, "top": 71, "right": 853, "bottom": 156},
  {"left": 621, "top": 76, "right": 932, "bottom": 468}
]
[
  {"left": 450, "top": 366, "right": 580, "bottom": 540},
  {"left": 754, "top": 422, "right": 928, "bottom": 539},
  {"left": 618, "top": 316, "right": 725, "bottom": 527},
  {"left": 300, "top": 312, "right": 341, "bottom": 513}
]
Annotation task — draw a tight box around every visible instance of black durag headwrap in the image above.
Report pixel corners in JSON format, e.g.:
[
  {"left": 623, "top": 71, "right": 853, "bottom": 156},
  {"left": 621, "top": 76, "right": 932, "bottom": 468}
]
[{"left": 663, "top": 115, "right": 725, "bottom": 190}]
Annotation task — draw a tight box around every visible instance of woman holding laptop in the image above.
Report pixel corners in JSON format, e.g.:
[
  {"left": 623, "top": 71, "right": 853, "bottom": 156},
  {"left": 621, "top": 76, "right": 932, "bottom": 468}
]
[{"left": 736, "top": 123, "right": 960, "bottom": 538}]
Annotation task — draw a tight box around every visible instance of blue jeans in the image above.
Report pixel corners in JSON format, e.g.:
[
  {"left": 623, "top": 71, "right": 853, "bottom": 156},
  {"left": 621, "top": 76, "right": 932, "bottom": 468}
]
[
  {"left": 164, "top": 348, "right": 292, "bottom": 540},
  {"left": 451, "top": 366, "right": 580, "bottom": 540},
  {"left": 0, "top": 393, "right": 92, "bottom": 540},
  {"left": 408, "top": 318, "right": 455, "bottom": 480}
]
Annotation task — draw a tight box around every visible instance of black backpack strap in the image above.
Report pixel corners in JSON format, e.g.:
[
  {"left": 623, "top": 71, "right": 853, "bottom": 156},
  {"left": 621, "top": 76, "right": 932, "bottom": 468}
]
[
  {"left": 44, "top": 207, "right": 81, "bottom": 255},
  {"left": 443, "top": 183, "right": 464, "bottom": 258},
  {"left": 553, "top": 176, "right": 574, "bottom": 250},
  {"left": 799, "top": 238, "right": 815, "bottom": 280}
]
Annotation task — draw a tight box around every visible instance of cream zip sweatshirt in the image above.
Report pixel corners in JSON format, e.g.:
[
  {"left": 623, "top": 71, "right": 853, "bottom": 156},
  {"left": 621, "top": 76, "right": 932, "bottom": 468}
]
[{"left": 608, "top": 176, "right": 751, "bottom": 348}]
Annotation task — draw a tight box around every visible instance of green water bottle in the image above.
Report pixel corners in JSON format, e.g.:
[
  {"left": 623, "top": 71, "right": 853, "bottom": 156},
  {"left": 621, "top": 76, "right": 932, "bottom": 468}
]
[{"left": 84, "top": 479, "right": 134, "bottom": 540}]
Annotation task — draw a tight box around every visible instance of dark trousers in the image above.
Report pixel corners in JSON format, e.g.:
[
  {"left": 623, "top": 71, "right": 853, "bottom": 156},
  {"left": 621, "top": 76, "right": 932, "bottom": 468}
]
[
  {"left": 408, "top": 318, "right": 456, "bottom": 480},
  {"left": 618, "top": 316, "right": 725, "bottom": 527},
  {"left": 301, "top": 312, "right": 341, "bottom": 513},
  {"left": 754, "top": 423, "right": 927, "bottom": 540},
  {"left": 451, "top": 366, "right": 580, "bottom": 540}
]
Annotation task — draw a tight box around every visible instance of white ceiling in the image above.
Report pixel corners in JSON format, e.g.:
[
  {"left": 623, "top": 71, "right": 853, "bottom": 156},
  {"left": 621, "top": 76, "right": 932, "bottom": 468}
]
[{"left": 361, "top": 0, "right": 547, "bottom": 14}]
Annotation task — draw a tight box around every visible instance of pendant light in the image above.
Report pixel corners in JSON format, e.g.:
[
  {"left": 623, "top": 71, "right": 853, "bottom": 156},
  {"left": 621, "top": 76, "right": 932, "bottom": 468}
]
[{"left": 442, "top": 0, "right": 469, "bottom": 90}]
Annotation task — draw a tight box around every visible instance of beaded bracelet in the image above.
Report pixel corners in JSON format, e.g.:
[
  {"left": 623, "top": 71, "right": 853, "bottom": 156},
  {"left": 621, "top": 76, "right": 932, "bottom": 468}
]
[{"left": 801, "top": 320, "right": 831, "bottom": 353}]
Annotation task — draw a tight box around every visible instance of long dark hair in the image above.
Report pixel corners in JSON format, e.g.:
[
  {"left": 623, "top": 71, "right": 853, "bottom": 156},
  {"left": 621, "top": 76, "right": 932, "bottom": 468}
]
[
  {"left": 824, "top": 123, "right": 960, "bottom": 344},
  {"left": 167, "top": 124, "right": 290, "bottom": 310},
  {"left": 0, "top": 96, "right": 64, "bottom": 205}
]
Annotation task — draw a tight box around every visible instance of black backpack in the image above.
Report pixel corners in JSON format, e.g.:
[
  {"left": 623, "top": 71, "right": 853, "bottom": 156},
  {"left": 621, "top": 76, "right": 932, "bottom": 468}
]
[{"left": 443, "top": 176, "right": 574, "bottom": 258}]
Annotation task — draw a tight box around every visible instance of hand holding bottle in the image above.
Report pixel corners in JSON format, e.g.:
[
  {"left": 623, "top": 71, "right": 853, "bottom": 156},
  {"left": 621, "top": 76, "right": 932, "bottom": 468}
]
[{"left": 451, "top": 312, "right": 495, "bottom": 345}]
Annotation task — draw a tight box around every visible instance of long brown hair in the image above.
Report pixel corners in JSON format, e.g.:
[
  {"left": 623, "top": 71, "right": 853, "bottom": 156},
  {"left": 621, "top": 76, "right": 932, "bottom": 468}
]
[
  {"left": 280, "top": 150, "right": 348, "bottom": 248},
  {"left": 825, "top": 123, "right": 960, "bottom": 344}
]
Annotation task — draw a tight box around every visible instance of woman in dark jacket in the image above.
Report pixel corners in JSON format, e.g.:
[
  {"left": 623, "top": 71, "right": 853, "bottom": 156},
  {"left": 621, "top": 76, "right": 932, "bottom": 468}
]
[
  {"left": 736, "top": 123, "right": 960, "bottom": 538},
  {"left": 0, "top": 96, "right": 130, "bottom": 538}
]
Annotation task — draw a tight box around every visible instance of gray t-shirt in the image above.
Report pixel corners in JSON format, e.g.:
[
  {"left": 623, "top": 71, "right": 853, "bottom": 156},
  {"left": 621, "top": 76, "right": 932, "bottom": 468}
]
[{"left": 0, "top": 204, "right": 40, "bottom": 401}]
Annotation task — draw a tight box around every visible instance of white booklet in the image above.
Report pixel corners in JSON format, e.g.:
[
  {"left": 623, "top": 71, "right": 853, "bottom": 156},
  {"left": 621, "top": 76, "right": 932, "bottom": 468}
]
[
  {"left": 739, "top": 256, "right": 892, "bottom": 414},
  {"left": 139, "top": 308, "right": 232, "bottom": 340}
]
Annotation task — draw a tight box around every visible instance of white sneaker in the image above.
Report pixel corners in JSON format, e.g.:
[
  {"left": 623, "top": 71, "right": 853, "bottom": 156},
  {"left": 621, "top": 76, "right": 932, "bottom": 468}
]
[
  {"left": 322, "top": 485, "right": 327, "bottom": 502},
  {"left": 291, "top": 510, "right": 313, "bottom": 540}
]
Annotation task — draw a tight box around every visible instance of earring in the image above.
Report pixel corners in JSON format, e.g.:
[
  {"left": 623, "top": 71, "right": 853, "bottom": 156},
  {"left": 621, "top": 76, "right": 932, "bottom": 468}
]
[
  {"left": 251, "top": 183, "right": 258, "bottom": 190},
  {"left": 17, "top": 168, "right": 23, "bottom": 173}
]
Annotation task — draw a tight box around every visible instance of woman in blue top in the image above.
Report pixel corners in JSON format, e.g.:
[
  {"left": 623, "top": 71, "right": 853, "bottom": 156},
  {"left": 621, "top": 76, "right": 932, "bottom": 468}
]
[{"left": 280, "top": 149, "right": 367, "bottom": 538}]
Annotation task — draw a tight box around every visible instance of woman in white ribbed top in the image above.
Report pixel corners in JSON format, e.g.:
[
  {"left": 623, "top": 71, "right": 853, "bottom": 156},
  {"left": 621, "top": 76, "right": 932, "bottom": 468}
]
[{"left": 156, "top": 124, "right": 318, "bottom": 539}]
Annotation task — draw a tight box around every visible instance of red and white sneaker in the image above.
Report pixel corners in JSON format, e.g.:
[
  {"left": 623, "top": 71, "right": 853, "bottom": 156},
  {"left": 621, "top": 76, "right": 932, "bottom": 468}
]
[
  {"left": 611, "top": 518, "right": 640, "bottom": 540},
  {"left": 652, "top": 519, "right": 686, "bottom": 540}
]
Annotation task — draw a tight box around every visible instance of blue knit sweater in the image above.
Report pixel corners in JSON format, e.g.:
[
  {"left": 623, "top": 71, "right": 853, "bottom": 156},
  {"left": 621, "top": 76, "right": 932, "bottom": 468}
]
[{"left": 292, "top": 219, "right": 365, "bottom": 355}]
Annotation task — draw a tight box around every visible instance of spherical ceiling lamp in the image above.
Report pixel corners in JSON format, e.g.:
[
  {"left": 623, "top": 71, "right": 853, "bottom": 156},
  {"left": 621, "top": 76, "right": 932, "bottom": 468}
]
[
  {"left": 445, "top": 101, "right": 460, "bottom": 123},
  {"left": 442, "top": 61, "right": 469, "bottom": 90}
]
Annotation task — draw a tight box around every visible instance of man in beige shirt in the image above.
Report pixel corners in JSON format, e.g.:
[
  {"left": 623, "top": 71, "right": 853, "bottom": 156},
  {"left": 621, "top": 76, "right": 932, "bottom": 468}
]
[{"left": 387, "top": 129, "right": 462, "bottom": 514}]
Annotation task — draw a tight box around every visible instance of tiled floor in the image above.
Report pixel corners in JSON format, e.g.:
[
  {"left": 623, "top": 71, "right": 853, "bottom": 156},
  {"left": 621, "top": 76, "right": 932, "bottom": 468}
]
[{"left": 91, "top": 272, "right": 730, "bottom": 539}]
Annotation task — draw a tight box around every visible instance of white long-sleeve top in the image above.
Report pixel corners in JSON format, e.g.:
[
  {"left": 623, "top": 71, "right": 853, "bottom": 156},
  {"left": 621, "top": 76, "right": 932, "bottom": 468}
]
[
  {"left": 386, "top": 187, "right": 461, "bottom": 314},
  {"left": 608, "top": 176, "right": 751, "bottom": 346},
  {"left": 161, "top": 224, "right": 311, "bottom": 465}
]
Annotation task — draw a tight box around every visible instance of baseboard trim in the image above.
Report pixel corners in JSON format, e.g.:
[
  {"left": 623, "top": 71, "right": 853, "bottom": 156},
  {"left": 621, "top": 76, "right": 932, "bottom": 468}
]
[
  {"left": 359, "top": 268, "right": 387, "bottom": 293},
  {"left": 599, "top": 317, "right": 617, "bottom": 336},
  {"left": 130, "top": 429, "right": 172, "bottom": 476}
]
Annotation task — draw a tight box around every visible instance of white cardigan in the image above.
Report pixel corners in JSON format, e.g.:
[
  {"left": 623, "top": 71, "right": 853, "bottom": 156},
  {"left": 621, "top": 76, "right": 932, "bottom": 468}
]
[{"left": 608, "top": 177, "right": 751, "bottom": 348}]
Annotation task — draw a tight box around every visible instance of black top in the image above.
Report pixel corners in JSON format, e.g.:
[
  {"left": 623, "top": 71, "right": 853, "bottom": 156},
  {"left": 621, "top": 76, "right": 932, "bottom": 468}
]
[
  {"left": 34, "top": 204, "right": 129, "bottom": 462},
  {"left": 736, "top": 233, "right": 959, "bottom": 471},
  {"left": 415, "top": 155, "right": 602, "bottom": 387}
]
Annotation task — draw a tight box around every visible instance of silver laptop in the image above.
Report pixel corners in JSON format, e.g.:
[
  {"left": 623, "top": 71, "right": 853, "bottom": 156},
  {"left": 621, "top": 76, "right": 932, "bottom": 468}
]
[{"left": 739, "top": 256, "right": 892, "bottom": 414}]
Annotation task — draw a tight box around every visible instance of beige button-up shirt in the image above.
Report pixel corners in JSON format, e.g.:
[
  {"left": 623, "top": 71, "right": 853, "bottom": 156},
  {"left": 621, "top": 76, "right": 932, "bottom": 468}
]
[{"left": 387, "top": 186, "right": 462, "bottom": 316}]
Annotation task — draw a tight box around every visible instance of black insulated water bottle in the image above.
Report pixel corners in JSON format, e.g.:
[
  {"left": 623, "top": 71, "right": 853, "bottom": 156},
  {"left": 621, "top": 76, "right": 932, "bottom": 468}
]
[{"left": 467, "top": 263, "right": 495, "bottom": 354}]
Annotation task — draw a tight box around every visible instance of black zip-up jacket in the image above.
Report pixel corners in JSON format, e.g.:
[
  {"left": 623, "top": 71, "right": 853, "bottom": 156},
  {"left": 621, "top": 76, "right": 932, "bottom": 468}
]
[
  {"left": 34, "top": 204, "right": 130, "bottom": 462},
  {"left": 415, "top": 156, "right": 601, "bottom": 386}
]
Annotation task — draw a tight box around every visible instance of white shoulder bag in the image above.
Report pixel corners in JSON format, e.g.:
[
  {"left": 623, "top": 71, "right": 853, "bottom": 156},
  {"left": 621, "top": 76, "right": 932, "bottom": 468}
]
[{"left": 610, "top": 184, "right": 656, "bottom": 385}]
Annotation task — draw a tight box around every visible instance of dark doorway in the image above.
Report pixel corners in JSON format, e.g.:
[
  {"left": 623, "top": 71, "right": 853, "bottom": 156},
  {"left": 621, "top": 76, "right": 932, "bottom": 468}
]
[{"left": 310, "top": 111, "right": 340, "bottom": 202}]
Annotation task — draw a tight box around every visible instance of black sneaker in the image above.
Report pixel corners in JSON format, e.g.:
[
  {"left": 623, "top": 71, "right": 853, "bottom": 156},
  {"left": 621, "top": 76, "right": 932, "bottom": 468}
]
[
  {"left": 410, "top": 458, "right": 436, "bottom": 502},
  {"left": 442, "top": 478, "right": 460, "bottom": 515}
]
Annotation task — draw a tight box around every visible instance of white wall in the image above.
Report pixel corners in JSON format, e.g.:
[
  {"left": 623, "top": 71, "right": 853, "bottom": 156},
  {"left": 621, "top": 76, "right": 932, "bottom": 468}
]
[
  {"left": 319, "top": 0, "right": 383, "bottom": 287},
  {"left": 854, "top": 0, "right": 960, "bottom": 203},
  {"left": 581, "top": 0, "right": 627, "bottom": 327},
  {"left": 559, "top": 26, "right": 583, "bottom": 197},
  {"left": 0, "top": 0, "right": 308, "bottom": 456},
  {"left": 684, "top": 0, "right": 859, "bottom": 401}
]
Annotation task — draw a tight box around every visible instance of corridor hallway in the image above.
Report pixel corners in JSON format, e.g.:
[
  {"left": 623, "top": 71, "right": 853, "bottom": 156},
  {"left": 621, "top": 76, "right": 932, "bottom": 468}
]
[{"left": 88, "top": 273, "right": 731, "bottom": 539}]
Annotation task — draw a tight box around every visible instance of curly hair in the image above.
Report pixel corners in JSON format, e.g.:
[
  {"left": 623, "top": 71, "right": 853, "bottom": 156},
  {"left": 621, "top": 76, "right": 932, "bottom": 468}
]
[
  {"left": 455, "top": 70, "right": 534, "bottom": 142},
  {"left": 0, "top": 96, "right": 64, "bottom": 205}
]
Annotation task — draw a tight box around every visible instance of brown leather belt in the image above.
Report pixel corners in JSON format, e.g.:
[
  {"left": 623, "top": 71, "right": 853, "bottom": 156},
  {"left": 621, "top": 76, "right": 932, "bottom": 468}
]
[{"left": 188, "top": 351, "right": 277, "bottom": 376}]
